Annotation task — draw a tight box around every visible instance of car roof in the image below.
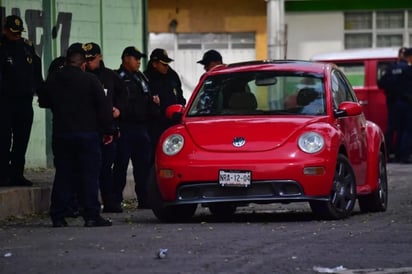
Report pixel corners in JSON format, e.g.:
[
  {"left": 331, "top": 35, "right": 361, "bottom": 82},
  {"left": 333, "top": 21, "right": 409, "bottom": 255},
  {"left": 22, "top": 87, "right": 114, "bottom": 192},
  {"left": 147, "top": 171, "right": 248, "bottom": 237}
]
[
  {"left": 311, "top": 47, "right": 398, "bottom": 61},
  {"left": 208, "top": 60, "right": 332, "bottom": 75}
]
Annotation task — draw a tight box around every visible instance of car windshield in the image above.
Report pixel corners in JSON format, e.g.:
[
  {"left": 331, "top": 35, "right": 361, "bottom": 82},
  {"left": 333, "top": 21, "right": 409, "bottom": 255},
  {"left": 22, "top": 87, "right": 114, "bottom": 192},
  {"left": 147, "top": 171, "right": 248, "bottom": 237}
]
[{"left": 187, "top": 71, "right": 326, "bottom": 117}]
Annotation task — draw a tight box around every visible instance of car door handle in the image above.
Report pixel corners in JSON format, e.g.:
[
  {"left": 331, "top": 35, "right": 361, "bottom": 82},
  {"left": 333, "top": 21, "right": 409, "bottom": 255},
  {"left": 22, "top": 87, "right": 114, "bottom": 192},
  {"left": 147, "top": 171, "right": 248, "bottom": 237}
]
[{"left": 358, "top": 100, "right": 368, "bottom": 105}]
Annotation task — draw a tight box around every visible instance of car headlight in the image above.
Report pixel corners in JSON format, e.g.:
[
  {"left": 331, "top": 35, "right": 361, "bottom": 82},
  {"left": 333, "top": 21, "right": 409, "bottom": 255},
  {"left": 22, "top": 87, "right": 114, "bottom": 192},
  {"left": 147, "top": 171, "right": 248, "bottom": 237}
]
[
  {"left": 162, "top": 134, "right": 184, "bottom": 156},
  {"left": 298, "top": 132, "right": 324, "bottom": 153}
]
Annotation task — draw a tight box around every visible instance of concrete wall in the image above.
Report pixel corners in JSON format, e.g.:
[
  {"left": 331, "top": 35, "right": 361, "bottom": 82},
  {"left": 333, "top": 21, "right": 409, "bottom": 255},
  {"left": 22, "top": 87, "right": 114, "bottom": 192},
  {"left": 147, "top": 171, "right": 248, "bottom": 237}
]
[{"left": 286, "top": 12, "right": 344, "bottom": 59}]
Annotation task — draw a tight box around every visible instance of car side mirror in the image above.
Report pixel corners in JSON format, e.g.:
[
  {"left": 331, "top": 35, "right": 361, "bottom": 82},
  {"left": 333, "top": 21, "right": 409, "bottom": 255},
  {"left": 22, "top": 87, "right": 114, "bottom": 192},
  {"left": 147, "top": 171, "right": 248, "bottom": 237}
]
[
  {"left": 334, "top": 101, "right": 363, "bottom": 118},
  {"left": 165, "top": 104, "right": 185, "bottom": 122}
]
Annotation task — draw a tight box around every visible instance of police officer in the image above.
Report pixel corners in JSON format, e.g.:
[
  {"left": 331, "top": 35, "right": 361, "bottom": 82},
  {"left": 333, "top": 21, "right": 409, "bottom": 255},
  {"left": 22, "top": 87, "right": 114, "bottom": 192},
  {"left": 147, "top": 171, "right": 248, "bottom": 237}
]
[
  {"left": 39, "top": 43, "right": 113, "bottom": 227},
  {"left": 378, "top": 47, "right": 408, "bottom": 162},
  {"left": 396, "top": 48, "right": 412, "bottom": 163},
  {"left": 84, "top": 42, "right": 127, "bottom": 213},
  {"left": 144, "top": 48, "right": 186, "bottom": 157},
  {"left": 113, "top": 46, "right": 160, "bottom": 209},
  {"left": 0, "top": 15, "right": 43, "bottom": 186}
]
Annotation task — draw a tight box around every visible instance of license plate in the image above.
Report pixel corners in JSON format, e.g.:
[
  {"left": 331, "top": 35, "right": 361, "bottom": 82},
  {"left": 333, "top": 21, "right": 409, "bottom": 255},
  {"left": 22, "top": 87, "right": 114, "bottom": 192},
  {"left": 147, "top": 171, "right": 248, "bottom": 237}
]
[{"left": 219, "top": 170, "right": 251, "bottom": 187}]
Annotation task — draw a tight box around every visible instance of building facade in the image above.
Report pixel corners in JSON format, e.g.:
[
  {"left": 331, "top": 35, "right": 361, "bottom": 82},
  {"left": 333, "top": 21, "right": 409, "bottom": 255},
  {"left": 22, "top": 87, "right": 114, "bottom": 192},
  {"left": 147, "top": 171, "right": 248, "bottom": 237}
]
[{"left": 147, "top": 0, "right": 412, "bottom": 96}]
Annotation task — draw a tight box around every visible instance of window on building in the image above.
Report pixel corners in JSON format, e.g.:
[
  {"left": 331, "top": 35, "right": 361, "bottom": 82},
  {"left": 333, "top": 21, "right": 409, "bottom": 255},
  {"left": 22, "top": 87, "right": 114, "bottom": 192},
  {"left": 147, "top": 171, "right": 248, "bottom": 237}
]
[
  {"left": 344, "top": 10, "right": 411, "bottom": 49},
  {"left": 177, "top": 33, "right": 255, "bottom": 50},
  {"left": 149, "top": 32, "right": 256, "bottom": 51}
]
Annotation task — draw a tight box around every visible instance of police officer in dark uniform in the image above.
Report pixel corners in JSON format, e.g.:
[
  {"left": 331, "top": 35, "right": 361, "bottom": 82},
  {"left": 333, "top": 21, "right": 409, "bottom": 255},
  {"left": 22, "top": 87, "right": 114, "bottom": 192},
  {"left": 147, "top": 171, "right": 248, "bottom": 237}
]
[
  {"left": 378, "top": 47, "right": 408, "bottom": 162},
  {"left": 144, "top": 48, "right": 186, "bottom": 157},
  {"left": 0, "top": 15, "right": 43, "bottom": 186},
  {"left": 39, "top": 43, "right": 113, "bottom": 227},
  {"left": 396, "top": 48, "right": 412, "bottom": 163},
  {"left": 113, "top": 46, "right": 160, "bottom": 209},
  {"left": 84, "top": 42, "right": 127, "bottom": 213}
]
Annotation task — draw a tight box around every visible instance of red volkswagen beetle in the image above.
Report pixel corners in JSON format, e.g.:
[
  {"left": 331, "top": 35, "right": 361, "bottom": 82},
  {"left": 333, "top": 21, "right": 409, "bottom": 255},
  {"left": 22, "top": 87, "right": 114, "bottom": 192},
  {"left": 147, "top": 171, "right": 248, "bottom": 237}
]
[{"left": 148, "top": 60, "right": 388, "bottom": 222}]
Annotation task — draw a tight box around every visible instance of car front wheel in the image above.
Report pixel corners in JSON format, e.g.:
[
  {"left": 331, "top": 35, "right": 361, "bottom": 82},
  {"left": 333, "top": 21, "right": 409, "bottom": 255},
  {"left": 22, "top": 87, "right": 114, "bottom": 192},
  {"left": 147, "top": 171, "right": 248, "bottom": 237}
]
[
  {"left": 148, "top": 167, "right": 197, "bottom": 222},
  {"left": 310, "top": 154, "right": 357, "bottom": 220}
]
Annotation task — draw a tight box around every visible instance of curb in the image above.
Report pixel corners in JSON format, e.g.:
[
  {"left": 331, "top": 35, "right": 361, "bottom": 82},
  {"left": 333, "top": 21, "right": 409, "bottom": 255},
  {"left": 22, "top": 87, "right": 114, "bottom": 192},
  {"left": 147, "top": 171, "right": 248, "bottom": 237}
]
[
  {"left": 0, "top": 186, "right": 51, "bottom": 219},
  {"left": 0, "top": 168, "right": 137, "bottom": 220}
]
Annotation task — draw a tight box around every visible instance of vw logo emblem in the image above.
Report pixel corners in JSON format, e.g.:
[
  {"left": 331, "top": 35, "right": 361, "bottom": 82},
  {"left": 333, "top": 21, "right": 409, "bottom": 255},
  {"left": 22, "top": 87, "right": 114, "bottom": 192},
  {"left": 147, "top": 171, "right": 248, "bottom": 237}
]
[{"left": 232, "top": 137, "right": 246, "bottom": 147}]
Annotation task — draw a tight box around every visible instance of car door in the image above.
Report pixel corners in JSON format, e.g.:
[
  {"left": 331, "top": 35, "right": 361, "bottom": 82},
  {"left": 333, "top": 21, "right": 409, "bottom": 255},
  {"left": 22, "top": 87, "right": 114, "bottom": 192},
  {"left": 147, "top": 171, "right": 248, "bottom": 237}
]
[{"left": 331, "top": 69, "right": 368, "bottom": 185}]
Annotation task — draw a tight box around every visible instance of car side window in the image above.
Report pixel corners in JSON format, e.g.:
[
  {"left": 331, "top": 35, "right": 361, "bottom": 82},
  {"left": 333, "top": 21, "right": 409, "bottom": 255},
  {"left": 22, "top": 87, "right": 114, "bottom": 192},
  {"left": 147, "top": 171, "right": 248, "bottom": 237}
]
[{"left": 331, "top": 69, "right": 357, "bottom": 107}]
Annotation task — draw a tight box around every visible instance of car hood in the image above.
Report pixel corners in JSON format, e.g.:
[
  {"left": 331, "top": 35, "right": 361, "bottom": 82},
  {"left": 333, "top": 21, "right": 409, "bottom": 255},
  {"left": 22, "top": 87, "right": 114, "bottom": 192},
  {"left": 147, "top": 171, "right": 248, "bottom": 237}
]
[{"left": 184, "top": 116, "right": 327, "bottom": 152}]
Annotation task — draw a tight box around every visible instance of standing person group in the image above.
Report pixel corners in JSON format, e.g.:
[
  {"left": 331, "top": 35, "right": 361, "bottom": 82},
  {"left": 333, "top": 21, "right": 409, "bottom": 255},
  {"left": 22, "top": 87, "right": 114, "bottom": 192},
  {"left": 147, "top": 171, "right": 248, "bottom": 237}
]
[
  {"left": 2, "top": 15, "right": 222, "bottom": 226},
  {"left": 378, "top": 47, "right": 412, "bottom": 163},
  {"left": 0, "top": 15, "right": 43, "bottom": 186}
]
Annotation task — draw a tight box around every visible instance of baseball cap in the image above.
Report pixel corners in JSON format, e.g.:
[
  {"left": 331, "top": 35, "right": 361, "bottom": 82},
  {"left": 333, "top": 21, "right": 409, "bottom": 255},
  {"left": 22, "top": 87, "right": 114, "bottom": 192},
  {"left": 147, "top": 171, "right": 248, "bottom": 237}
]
[
  {"left": 66, "top": 43, "right": 87, "bottom": 57},
  {"left": 150, "top": 48, "right": 174, "bottom": 64},
  {"left": 121, "top": 46, "right": 146, "bottom": 59},
  {"left": 403, "top": 47, "right": 412, "bottom": 57},
  {"left": 197, "top": 50, "right": 222, "bottom": 66},
  {"left": 4, "top": 15, "right": 24, "bottom": 33},
  {"left": 84, "top": 42, "right": 101, "bottom": 58}
]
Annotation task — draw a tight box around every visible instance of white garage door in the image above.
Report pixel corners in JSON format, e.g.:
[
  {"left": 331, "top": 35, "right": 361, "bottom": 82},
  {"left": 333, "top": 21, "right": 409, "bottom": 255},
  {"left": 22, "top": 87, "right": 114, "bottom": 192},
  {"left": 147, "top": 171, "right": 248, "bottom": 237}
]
[{"left": 148, "top": 33, "right": 256, "bottom": 101}]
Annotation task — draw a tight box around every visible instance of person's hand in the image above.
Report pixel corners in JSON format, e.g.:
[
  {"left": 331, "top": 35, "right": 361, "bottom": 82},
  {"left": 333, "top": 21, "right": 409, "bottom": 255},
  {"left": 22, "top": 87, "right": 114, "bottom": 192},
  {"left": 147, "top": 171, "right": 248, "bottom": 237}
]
[
  {"left": 153, "top": 95, "right": 160, "bottom": 105},
  {"left": 103, "top": 135, "right": 113, "bottom": 145},
  {"left": 113, "top": 107, "right": 120, "bottom": 118}
]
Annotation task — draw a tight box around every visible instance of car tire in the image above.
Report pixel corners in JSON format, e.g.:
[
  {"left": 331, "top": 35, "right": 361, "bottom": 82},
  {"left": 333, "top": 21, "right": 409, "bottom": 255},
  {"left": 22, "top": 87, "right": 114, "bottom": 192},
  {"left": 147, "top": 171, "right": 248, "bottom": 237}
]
[
  {"left": 310, "top": 154, "right": 357, "bottom": 220},
  {"left": 147, "top": 166, "right": 197, "bottom": 222},
  {"left": 208, "top": 203, "right": 237, "bottom": 218},
  {"left": 358, "top": 151, "right": 388, "bottom": 212}
]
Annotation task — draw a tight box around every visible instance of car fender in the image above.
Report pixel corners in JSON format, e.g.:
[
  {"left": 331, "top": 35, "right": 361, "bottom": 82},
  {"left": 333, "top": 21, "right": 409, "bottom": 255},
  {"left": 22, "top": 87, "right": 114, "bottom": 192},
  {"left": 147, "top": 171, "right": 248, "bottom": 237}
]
[{"left": 361, "top": 121, "right": 386, "bottom": 194}]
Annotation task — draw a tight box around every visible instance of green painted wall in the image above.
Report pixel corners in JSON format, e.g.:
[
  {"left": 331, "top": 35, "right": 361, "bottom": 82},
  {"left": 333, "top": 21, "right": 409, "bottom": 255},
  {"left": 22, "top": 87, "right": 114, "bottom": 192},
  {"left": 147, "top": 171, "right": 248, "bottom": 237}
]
[{"left": 1, "top": 0, "right": 147, "bottom": 168}]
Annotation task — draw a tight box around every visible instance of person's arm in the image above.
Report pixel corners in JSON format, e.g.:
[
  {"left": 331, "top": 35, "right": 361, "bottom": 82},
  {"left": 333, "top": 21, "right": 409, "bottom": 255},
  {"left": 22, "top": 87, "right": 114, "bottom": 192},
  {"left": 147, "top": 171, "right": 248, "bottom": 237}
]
[{"left": 91, "top": 75, "right": 113, "bottom": 136}]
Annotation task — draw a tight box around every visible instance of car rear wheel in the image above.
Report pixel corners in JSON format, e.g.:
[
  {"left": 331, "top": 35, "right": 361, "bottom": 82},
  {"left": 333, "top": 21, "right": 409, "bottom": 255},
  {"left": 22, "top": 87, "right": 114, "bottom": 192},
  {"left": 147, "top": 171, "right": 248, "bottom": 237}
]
[
  {"left": 148, "top": 167, "right": 197, "bottom": 222},
  {"left": 208, "top": 203, "right": 237, "bottom": 218},
  {"left": 358, "top": 151, "right": 388, "bottom": 212},
  {"left": 310, "top": 154, "right": 357, "bottom": 220}
]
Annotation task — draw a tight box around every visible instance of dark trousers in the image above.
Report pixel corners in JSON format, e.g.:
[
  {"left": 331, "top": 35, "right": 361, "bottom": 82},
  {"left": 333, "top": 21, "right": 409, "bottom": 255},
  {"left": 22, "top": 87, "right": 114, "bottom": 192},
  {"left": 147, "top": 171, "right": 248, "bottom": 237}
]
[
  {"left": 113, "top": 124, "right": 152, "bottom": 206},
  {"left": 397, "top": 100, "right": 412, "bottom": 162},
  {"left": 50, "top": 132, "right": 102, "bottom": 221},
  {"left": 0, "top": 97, "right": 33, "bottom": 180},
  {"left": 385, "top": 100, "right": 401, "bottom": 159},
  {"left": 99, "top": 141, "right": 117, "bottom": 208}
]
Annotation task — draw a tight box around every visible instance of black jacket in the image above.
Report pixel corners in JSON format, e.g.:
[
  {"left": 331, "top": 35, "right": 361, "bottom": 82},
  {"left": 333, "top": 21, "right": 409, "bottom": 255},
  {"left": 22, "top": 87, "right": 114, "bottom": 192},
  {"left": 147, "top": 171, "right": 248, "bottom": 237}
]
[
  {"left": 0, "top": 36, "right": 43, "bottom": 99},
  {"left": 88, "top": 61, "right": 127, "bottom": 131},
  {"left": 116, "top": 65, "right": 159, "bottom": 125},
  {"left": 39, "top": 65, "right": 113, "bottom": 135},
  {"left": 378, "top": 60, "right": 408, "bottom": 103},
  {"left": 144, "top": 64, "right": 186, "bottom": 117}
]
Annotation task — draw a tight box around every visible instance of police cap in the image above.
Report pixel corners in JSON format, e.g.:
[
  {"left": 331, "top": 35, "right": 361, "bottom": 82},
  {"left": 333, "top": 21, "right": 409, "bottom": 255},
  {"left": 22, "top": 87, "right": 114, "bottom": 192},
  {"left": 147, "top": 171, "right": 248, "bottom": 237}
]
[
  {"left": 403, "top": 47, "right": 412, "bottom": 57},
  {"left": 121, "top": 46, "right": 146, "bottom": 59},
  {"left": 4, "top": 15, "right": 24, "bottom": 33},
  {"left": 84, "top": 42, "right": 101, "bottom": 58},
  {"left": 197, "top": 50, "right": 222, "bottom": 66},
  {"left": 150, "top": 48, "right": 173, "bottom": 64}
]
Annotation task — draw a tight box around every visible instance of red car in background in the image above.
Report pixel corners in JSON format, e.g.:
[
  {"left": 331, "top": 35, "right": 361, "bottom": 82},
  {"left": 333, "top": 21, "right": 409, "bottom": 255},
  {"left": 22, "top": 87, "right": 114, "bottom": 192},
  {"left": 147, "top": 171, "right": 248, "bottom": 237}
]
[
  {"left": 148, "top": 60, "right": 388, "bottom": 222},
  {"left": 312, "top": 47, "right": 399, "bottom": 133}
]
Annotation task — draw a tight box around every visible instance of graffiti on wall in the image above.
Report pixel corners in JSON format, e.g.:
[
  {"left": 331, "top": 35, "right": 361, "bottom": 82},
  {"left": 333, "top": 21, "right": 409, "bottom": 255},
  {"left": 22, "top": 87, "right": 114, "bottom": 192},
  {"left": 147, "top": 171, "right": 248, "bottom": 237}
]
[{"left": 1, "top": 7, "right": 72, "bottom": 57}]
